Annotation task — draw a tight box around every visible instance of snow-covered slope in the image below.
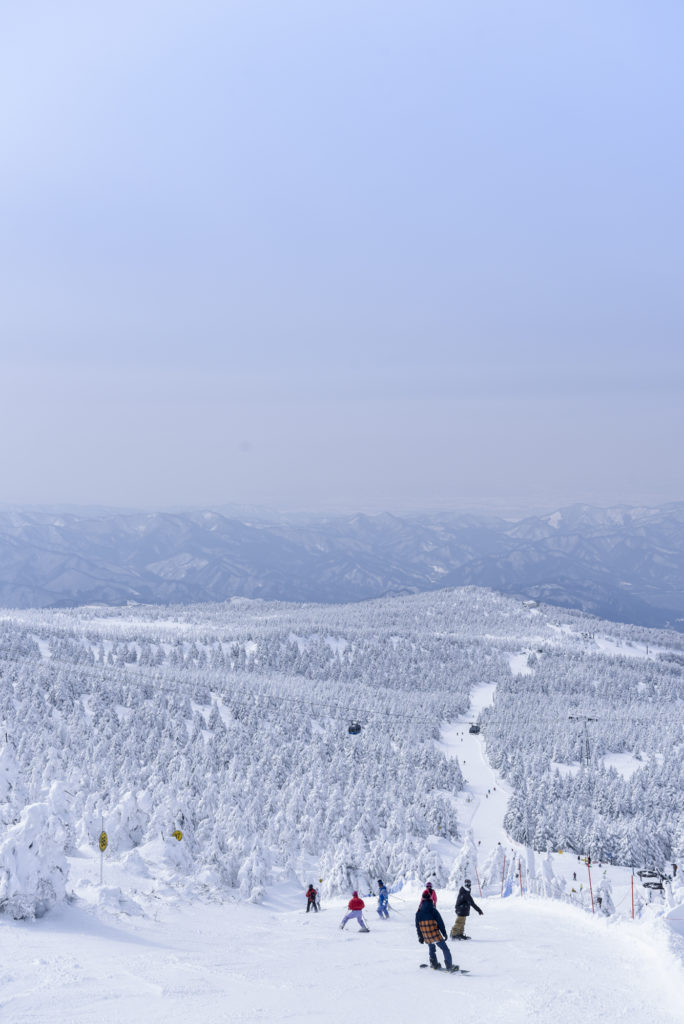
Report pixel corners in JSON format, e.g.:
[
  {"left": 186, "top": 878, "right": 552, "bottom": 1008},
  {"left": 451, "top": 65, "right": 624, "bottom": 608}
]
[
  {"left": 2, "top": 716, "right": 683, "bottom": 1021},
  {"left": 1, "top": 588, "right": 683, "bottom": 1019},
  {"left": 0, "top": 588, "right": 682, "bottom": 906},
  {"left": 2, "top": 887, "right": 683, "bottom": 1024}
]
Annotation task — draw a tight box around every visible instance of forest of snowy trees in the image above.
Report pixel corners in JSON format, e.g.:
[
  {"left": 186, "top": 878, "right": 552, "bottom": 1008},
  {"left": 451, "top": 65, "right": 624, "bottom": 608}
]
[
  {"left": 489, "top": 643, "right": 684, "bottom": 866},
  {"left": 0, "top": 588, "right": 682, "bottom": 916}
]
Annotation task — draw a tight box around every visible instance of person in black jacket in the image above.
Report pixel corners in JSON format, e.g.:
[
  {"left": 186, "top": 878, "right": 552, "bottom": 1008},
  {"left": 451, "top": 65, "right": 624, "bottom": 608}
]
[
  {"left": 415, "top": 890, "right": 454, "bottom": 970},
  {"left": 450, "top": 879, "right": 483, "bottom": 939}
]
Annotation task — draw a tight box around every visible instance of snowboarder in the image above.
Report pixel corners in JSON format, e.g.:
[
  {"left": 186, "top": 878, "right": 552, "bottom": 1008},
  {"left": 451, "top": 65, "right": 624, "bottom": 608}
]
[
  {"left": 306, "top": 884, "right": 318, "bottom": 913},
  {"left": 425, "top": 881, "right": 438, "bottom": 905},
  {"left": 377, "top": 879, "right": 389, "bottom": 918},
  {"left": 416, "top": 889, "right": 453, "bottom": 970},
  {"left": 451, "top": 879, "right": 483, "bottom": 939},
  {"left": 340, "top": 891, "right": 369, "bottom": 931}
]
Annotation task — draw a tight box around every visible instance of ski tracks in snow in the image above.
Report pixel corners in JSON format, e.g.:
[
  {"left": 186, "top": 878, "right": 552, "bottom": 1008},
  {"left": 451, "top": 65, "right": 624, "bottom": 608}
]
[{"left": 437, "top": 682, "right": 513, "bottom": 852}]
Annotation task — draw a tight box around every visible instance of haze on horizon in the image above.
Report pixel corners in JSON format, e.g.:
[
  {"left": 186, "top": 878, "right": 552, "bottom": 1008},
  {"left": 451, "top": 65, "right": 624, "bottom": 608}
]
[{"left": 1, "top": 1, "right": 683, "bottom": 515}]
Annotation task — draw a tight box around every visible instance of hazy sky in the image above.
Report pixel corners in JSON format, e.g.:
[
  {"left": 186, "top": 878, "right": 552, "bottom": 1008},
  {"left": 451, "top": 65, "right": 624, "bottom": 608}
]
[{"left": 1, "top": 0, "right": 683, "bottom": 513}]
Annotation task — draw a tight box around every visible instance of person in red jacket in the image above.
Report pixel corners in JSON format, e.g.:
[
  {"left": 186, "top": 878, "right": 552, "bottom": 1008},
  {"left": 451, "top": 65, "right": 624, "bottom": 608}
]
[
  {"left": 306, "top": 884, "right": 318, "bottom": 913},
  {"left": 425, "top": 882, "right": 438, "bottom": 905},
  {"left": 340, "top": 891, "right": 369, "bottom": 932}
]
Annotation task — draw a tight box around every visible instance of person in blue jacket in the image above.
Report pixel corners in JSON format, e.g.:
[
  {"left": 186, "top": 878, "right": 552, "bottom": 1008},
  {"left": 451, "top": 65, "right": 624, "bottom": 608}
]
[{"left": 377, "top": 879, "right": 389, "bottom": 918}]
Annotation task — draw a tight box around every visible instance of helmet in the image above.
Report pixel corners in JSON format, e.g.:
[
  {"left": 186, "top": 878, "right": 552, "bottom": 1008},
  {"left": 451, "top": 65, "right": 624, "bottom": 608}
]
[{"left": 426, "top": 882, "right": 433, "bottom": 890}]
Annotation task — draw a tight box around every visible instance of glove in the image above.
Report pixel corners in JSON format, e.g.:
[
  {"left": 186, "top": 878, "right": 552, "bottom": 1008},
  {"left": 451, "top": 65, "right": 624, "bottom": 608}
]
[
  {"left": 478, "top": 910, "right": 484, "bottom": 916},
  {"left": 418, "top": 937, "right": 424, "bottom": 944}
]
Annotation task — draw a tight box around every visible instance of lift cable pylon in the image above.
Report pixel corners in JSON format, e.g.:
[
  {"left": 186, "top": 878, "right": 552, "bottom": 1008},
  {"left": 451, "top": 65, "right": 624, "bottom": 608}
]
[{"left": 568, "top": 714, "right": 598, "bottom": 766}]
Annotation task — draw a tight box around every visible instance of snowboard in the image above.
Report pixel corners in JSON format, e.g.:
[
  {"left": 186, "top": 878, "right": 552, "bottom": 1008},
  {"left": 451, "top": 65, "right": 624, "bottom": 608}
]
[{"left": 420, "top": 964, "right": 470, "bottom": 974}]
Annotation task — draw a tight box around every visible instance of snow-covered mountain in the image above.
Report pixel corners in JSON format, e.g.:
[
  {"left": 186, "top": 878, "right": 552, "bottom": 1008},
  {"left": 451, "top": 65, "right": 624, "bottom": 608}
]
[
  {"left": 2, "top": 502, "right": 684, "bottom": 629},
  {"left": 1, "top": 588, "right": 683, "bottom": 1020},
  {"left": 0, "top": 587, "right": 681, "bottom": 916}
]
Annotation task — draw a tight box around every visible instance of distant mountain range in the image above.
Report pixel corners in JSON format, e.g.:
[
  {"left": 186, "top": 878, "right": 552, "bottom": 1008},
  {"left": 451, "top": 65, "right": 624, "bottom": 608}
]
[{"left": 1, "top": 502, "right": 684, "bottom": 628}]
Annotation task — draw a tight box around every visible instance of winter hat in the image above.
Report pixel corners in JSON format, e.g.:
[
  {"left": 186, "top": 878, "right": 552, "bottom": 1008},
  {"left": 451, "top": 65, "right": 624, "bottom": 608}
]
[
  {"left": 378, "top": 879, "right": 384, "bottom": 886},
  {"left": 426, "top": 882, "right": 433, "bottom": 890},
  {"left": 464, "top": 879, "right": 472, "bottom": 888},
  {"left": 352, "top": 890, "right": 358, "bottom": 897}
]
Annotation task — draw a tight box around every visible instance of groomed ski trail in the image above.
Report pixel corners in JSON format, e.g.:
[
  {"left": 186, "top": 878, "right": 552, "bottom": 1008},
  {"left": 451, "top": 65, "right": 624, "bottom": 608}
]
[
  {"left": 2, "top": 885, "right": 682, "bottom": 1023},
  {"left": 437, "top": 682, "right": 512, "bottom": 852}
]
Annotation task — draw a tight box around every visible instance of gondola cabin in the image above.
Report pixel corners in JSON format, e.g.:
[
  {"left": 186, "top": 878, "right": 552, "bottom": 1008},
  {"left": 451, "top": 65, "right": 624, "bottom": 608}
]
[{"left": 468, "top": 724, "right": 480, "bottom": 735}]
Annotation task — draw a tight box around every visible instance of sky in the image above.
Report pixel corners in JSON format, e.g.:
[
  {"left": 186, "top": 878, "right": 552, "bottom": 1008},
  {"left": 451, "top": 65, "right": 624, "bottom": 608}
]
[{"left": 1, "top": 0, "right": 683, "bottom": 514}]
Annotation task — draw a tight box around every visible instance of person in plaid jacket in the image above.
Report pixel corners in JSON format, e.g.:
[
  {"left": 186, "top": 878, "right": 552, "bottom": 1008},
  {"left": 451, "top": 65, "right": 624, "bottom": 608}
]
[{"left": 415, "top": 890, "right": 453, "bottom": 970}]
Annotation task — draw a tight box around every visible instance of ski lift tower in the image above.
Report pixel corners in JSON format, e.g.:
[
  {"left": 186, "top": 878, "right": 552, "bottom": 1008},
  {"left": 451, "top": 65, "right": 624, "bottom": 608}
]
[{"left": 568, "top": 715, "right": 598, "bottom": 767}]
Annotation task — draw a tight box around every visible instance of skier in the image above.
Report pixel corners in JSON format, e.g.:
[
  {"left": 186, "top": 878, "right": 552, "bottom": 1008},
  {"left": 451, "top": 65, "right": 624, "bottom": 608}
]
[
  {"left": 450, "top": 879, "right": 483, "bottom": 939},
  {"left": 425, "top": 881, "right": 438, "bottom": 905},
  {"left": 306, "top": 883, "right": 318, "bottom": 913},
  {"left": 377, "top": 879, "right": 389, "bottom": 919},
  {"left": 416, "top": 889, "right": 454, "bottom": 970},
  {"left": 340, "top": 891, "right": 369, "bottom": 932}
]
